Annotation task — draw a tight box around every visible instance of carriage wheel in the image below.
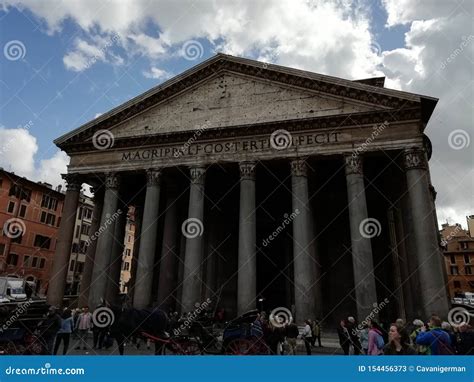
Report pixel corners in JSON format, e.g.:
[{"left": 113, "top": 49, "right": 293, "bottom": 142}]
[
  {"left": 24, "top": 335, "right": 43, "bottom": 355},
  {"left": 164, "top": 339, "right": 201, "bottom": 355},
  {"left": 0, "top": 341, "right": 18, "bottom": 355},
  {"left": 225, "top": 338, "right": 257, "bottom": 355}
]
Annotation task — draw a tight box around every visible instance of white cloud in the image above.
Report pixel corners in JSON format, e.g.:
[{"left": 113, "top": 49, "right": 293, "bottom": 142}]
[
  {"left": 142, "top": 66, "right": 172, "bottom": 80},
  {"left": 0, "top": 127, "right": 69, "bottom": 188}
]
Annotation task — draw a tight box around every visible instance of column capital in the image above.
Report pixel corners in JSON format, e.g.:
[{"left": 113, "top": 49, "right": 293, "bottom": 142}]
[
  {"left": 146, "top": 169, "right": 162, "bottom": 187},
  {"left": 61, "top": 173, "right": 82, "bottom": 192},
  {"left": 104, "top": 172, "right": 120, "bottom": 189},
  {"left": 189, "top": 166, "right": 206, "bottom": 184},
  {"left": 290, "top": 158, "right": 307, "bottom": 177},
  {"left": 403, "top": 148, "right": 427, "bottom": 171},
  {"left": 345, "top": 155, "right": 363, "bottom": 175},
  {"left": 239, "top": 161, "right": 256, "bottom": 180}
]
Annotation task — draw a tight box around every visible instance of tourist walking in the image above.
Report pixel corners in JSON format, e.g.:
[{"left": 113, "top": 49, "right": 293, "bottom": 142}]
[
  {"left": 347, "top": 317, "right": 362, "bottom": 355},
  {"left": 75, "top": 306, "right": 92, "bottom": 350},
  {"left": 285, "top": 322, "right": 299, "bottom": 355},
  {"left": 37, "top": 306, "right": 61, "bottom": 355},
  {"left": 54, "top": 308, "right": 74, "bottom": 355},
  {"left": 410, "top": 319, "right": 430, "bottom": 355},
  {"left": 337, "top": 319, "right": 351, "bottom": 355},
  {"left": 301, "top": 319, "right": 313, "bottom": 355},
  {"left": 367, "top": 320, "right": 384, "bottom": 355}
]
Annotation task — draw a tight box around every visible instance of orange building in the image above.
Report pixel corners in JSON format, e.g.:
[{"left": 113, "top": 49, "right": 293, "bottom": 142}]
[
  {"left": 441, "top": 220, "right": 474, "bottom": 298},
  {"left": 0, "top": 169, "right": 65, "bottom": 295}
]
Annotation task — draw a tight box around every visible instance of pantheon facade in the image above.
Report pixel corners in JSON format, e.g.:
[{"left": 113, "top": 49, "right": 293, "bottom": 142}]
[{"left": 47, "top": 54, "right": 449, "bottom": 323}]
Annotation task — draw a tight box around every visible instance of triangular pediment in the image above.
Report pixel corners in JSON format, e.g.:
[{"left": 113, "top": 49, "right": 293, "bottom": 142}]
[
  {"left": 55, "top": 53, "right": 436, "bottom": 149},
  {"left": 110, "top": 72, "right": 382, "bottom": 139}
]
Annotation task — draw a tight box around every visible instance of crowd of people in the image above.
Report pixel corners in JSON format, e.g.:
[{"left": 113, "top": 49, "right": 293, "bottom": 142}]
[
  {"left": 337, "top": 314, "right": 474, "bottom": 356},
  {"left": 36, "top": 305, "right": 113, "bottom": 355}
]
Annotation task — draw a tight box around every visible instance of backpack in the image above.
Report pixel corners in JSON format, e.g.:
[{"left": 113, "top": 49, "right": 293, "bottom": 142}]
[
  {"left": 433, "top": 332, "right": 455, "bottom": 355},
  {"left": 375, "top": 332, "right": 385, "bottom": 350}
]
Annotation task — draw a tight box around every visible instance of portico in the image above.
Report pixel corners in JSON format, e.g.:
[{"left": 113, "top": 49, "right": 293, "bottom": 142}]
[{"left": 48, "top": 54, "right": 449, "bottom": 323}]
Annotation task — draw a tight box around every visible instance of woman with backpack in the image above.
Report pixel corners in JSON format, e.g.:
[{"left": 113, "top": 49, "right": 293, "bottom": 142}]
[{"left": 367, "top": 320, "right": 384, "bottom": 355}]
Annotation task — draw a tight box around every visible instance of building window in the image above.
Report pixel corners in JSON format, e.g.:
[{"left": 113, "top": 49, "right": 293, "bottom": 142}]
[
  {"left": 76, "top": 262, "right": 84, "bottom": 273},
  {"left": 33, "top": 235, "right": 51, "bottom": 249},
  {"left": 80, "top": 224, "right": 90, "bottom": 236},
  {"left": 461, "top": 242, "right": 468, "bottom": 250},
  {"left": 125, "top": 249, "right": 131, "bottom": 257},
  {"left": 0, "top": 243, "right": 5, "bottom": 256},
  {"left": 3, "top": 221, "right": 23, "bottom": 244},
  {"left": 71, "top": 243, "right": 79, "bottom": 253},
  {"left": 40, "top": 212, "right": 56, "bottom": 226},
  {"left": 32, "top": 257, "right": 38, "bottom": 268},
  {"left": 41, "top": 194, "right": 58, "bottom": 211},
  {"left": 79, "top": 241, "right": 87, "bottom": 254},
  {"left": 83, "top": 208, "right": 92, "bottom": 220},
  {"left": 75, "top": 225, "right": 80, "bottom": 239},
  {"left": 454, "top": 281, "right": 461, "bottom": 288},
  {"left": 39, "top": 258, "right": 45, "bottom": 269},
  {"left": 6, "top": 253, "right": 18, "bottom": 266},
  {"left": 450, "top": 255, "right": 456, "bottom": 264},
  {"left": 450, "top": 266, "right": 459, "bottom": 275},
  {"left": 18, "top": 205, "right": 27, "bottom": 218},
  {"left": 465, "top": 266, "right": 472, "bottom": 275},
  {"left": 9, "top": 184, "right": 31, "bottom": 202},
  {"left": 122, "top": 262, "right": 130, "bottom": 271},
  {"left": 69, "top": 260, "right": 75, "bottom": 272},
  {"left": 23, "top": 255, "right": 30, "bottom": 267},
  {"left": 464, "top": 254, "right": 471, "bottom": 264},
  {"left": 7, "top": 201, "right": 15, "bottom": 213},
  {"left": 469, "top": 281, "right": 474, "bottom": 289}
]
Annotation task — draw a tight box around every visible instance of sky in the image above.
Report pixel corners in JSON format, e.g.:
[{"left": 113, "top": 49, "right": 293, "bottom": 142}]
[{"left": 0, "top": 0, "right": 472, "bottom": 228}]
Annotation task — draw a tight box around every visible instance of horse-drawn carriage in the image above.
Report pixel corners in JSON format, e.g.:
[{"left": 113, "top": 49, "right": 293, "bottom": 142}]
[
  {"left": 0, "top": 300, "right": 49, "bottom": 355},
  {"left": 142, "top": 309, "right": 269, "bottom": 355}
]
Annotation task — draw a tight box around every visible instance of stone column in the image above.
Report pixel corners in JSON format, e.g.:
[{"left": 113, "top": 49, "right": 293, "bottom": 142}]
[
  {"left": 156, "top": 187, "right": 179, "bottom": 310},
  {"left": 344, "top": 155, "right": 378, "bottom": 321},
  {"left": 133, "top": 169, "right": 162, "bottom": 309},
  {"left": 88, "top": 173, "right": 120, "bottom": 309},
  {"left": 403, "top": 148, "right": 449, "bottom": 318},
  {"left": 106, "top": 206, "right": 127, "bottom": 305},
  {"left": 291, "top": 159, "right": 316, "bottom": 322},
  {"left": 181, "top": 166, "right": 206, "bottom": 313},
  {"left": 47, "top": 174, "right": 82, "bottom": 307},
  {"left": 237, "top": 161, "right": 257, "bottom": 315},
  {"left": 78, "top": 188, "right": 104, "bottom": 308}
]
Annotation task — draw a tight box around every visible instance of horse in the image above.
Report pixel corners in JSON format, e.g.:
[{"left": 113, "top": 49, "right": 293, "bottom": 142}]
[{"left": 97, "top": 305, "right": 169, "bottom": 355}]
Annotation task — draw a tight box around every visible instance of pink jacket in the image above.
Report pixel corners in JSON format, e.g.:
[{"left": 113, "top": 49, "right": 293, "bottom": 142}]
[{"left": 367, "top": 328, "right": 383, "bottom": 355}]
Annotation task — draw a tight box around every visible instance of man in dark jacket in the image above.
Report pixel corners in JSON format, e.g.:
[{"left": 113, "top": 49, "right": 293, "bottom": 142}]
[
  {"left": 38, "top": 306, "right": 61, "bottom": 355},
  {"left": 285, "top": 322, "right": 299, "bottom": 355}
]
